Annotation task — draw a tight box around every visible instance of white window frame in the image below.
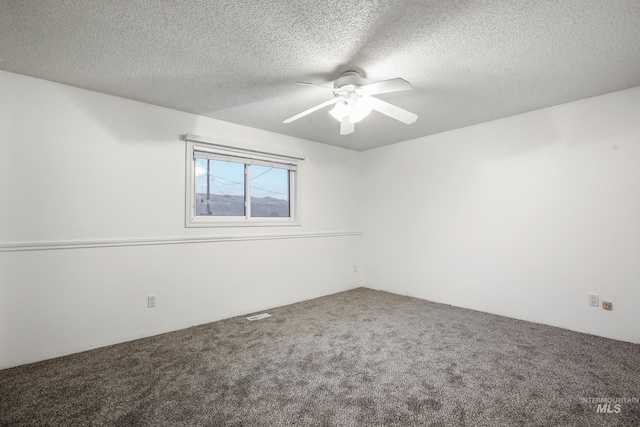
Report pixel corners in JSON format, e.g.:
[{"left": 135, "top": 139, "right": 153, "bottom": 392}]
[{"left": 184, "top": 134, "right": 302, "bottom": 228}]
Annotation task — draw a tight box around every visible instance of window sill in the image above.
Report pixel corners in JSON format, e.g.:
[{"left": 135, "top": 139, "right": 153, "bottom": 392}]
[{"left": 186, "top": 218, "right": 301, "bottom": 228}]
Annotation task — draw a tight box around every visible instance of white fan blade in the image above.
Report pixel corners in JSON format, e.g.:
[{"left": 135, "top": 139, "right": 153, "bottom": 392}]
[
  {"left": 283, "top": 98, "right": 339, "bottom": 123},
  {"left": 368, "top": 96, "right": 418, "bottom": 124},
  {"left": 361, "top": 78, "right": 413, "bottom": 95},
  {"left": 296, "top": 82, "right": 335, "bottom": 91},
  {"left": 340, "top": 115, "right": 354, "bottom": 135}
]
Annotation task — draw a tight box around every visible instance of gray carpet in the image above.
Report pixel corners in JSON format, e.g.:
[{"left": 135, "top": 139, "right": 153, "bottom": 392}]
[{"left": 1, "top": 288, "right": 639, "bottom": 426}]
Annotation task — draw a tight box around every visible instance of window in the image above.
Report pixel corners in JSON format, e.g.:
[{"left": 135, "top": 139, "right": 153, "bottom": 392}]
[{"left": 185, "top": 135, "right": 301, "bottom": 227}]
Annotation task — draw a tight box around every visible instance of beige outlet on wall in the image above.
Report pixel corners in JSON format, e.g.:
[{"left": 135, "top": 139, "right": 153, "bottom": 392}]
[{"left": 602, "top": 301, "right": 612, "bottom": 310}]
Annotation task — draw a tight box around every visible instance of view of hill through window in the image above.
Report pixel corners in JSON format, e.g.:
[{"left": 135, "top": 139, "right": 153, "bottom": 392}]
[{"left": 195, "top": 158, "right": 289, "bottom": 218}]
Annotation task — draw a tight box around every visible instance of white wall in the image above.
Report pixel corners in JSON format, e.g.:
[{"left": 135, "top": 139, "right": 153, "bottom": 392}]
[
  {"left": 362, "top": 87, "right": 640, "bottom": 344},
  {"left": 0, "top": 71, "right": 363, "bottom": 369}
]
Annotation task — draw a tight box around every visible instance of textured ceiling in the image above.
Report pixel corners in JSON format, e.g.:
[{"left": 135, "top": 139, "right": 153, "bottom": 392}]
[{"left": 2, "top": 0, "right": 640, "bottom": 151}]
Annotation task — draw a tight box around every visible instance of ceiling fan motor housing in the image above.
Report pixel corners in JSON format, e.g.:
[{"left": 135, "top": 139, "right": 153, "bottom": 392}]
[{"left": 333, "top": 71, "right": 368, "bottom": 90}]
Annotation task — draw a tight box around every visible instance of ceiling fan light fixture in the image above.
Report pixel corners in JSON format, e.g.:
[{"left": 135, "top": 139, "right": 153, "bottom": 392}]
[
  {"left": 349, "top": 96, "right": 373, "bottom": 123},
  {"left": 329, "top": 100, "right": 350, "bottom": 121},
  {"left": 329, "top": 96, "right": 372, "bottom": 124}
]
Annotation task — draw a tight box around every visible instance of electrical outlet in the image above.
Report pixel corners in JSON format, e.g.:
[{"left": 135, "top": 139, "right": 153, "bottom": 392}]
[
  {"left": 602, "top": 301, "right": 612, "bottom": 310},
  {"left": 148, "top": 295, "right": 156, "bottom": 308},
  {"left": 589, "top": 294, "right": 599, "bottom": 307}
]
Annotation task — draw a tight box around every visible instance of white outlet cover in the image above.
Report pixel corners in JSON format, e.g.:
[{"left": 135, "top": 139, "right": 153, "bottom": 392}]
[{"left": 589, "top": 294, "right": 599, "bottom": 307}]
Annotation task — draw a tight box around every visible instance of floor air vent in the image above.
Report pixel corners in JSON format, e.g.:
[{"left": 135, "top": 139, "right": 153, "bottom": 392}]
[{"left": 246, "top": 313, "right": 271, "bottom": 321}]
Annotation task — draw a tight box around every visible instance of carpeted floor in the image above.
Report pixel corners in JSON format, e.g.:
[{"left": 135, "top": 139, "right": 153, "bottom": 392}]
[{"left": 1, "top": 287, "right": 639, "bottom": 426}]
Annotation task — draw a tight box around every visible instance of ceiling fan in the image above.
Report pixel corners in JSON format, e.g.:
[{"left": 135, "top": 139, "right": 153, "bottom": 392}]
[{"left": 283, "top": 70, "right": 418, "bottom": 135}]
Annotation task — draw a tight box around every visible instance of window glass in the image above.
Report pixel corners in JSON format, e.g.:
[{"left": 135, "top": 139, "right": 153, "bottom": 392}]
[
  {"left": 195, "top": 158, "right": 245, "bottom": 216},
  {"left": 250, "top": 166, "right": 290, "bottom": 218}
]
